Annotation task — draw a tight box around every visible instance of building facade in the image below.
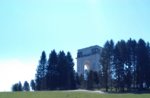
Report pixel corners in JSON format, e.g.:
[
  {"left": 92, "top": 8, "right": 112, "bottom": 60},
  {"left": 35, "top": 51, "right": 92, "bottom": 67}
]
[{"left": 77, "top": 45, "right": 102, "bottom": 75}]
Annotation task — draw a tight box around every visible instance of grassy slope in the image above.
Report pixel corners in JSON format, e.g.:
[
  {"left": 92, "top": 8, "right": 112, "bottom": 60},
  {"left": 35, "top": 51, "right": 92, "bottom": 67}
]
[{"left": 0, "top": 91, "right": 150, "bottom": 98}]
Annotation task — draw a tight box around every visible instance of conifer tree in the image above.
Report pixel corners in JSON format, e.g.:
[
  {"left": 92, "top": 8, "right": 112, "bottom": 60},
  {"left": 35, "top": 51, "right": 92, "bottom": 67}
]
[
  {"left": 46, "top": 50, "right": 59, "bottom": 90},
  {"left": 57, "top": 51, "right": 68, "bottom": 89},
  {"left": 23, "top": 81, "right": 30, "bottom": 91},
  {"left": 30, "top": 80, "right": 36, "bottom": 91},
  {"left": 35, "top": 51, "right": 47, "bottom": 90},
  {"left": 100, "top": 40, "right": 114, "bottom": 92},
  {"left": 66, "top": 52, "right": 76, "bottom": 89}
]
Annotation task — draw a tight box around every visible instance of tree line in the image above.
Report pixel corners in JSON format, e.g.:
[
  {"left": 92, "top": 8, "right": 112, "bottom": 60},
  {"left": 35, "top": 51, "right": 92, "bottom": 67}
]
[
  {"left": 12, "top": 50, "right": 76, "bottom": 91},
  {"left": 100, "top": 38, "right": 150, "bottom": 92},
  {"left": 35, "top": 50, "right": 76, "bottom": 90},
  {"left": 12, "top": 80, "right": 35, "bottom": 91},
  {"left": 75, "top": 38, "right": 150, "bottom": 92},
  {"left": 12, "top": 38, "right": 150, "bottom": 93}
]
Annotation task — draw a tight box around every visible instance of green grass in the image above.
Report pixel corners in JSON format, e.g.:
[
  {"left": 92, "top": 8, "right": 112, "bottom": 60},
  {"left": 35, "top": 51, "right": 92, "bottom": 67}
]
[{"left": 0, "top": 91, "right": 150, "bottom": 98}]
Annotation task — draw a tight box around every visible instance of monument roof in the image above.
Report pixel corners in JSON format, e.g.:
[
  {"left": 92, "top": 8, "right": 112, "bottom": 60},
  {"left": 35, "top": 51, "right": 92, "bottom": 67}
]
[{"left": 78, "top": 45, "right": 102, "bottom": 52}]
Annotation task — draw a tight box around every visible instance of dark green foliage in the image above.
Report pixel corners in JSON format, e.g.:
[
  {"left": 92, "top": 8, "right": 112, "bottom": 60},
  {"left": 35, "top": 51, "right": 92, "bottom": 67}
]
[
  {"left": 75, "top": 73, "right": 80, "bottom": 88},
  {"left": 12, "top": 81, "right": 23, "bottom": 91},
  {"left": 46, "top": 50, "right": 59, "bottom": 90},
  {"left": 35, "top": 51, "right": 47, "bottom": 90},
  {"left": 18, "top": 81, "right": 23, "bottom": 91},
  {"left": 57, "top": 51, "right": 68, "bottom": 89},
  {"left": 12, "top": 83, "right": 19, "bottom": 91},
  {"left": 99, "top": 38, "right": 150, "bottom": 92},
  {"left": 34, "top": 50, "right": 76, "bottom": 90},
  {"left": 93, "top": 71, "right": 100, "bottom": 86},
  {"left": 136, "top": 39, "right": 149, "bottom": 90},
  {"left": 78, "top": 74, "right": 86, "bottom": 89},
  {"left": 66, "top": 52, "right": 76, "bottom": 89},
  {"left": 67, "top": 38, "right": 147, "bottom": 92},
  {"left": 147, "top": 43, "right": 150, "bottom": 88},
  {"left": 30, "top": 80, "right": 36, "bottom": 91},
  {"left": 86, "top": 71, "right": 94, "bottom": 90},
  {"left": 114, "top": 40, "right": 127, "bottom": 92},
  {"left": 23, "top": 81, "right": 30, "bottom": 91},
  {"left": 100, "top": 40, "right": 114, "bottom": 92},
  {"left": 11, "top": 38, "right": 150, "bottom": 92},
  {"left": 124, "top": 39, "right": 137, "bottom": 91}
]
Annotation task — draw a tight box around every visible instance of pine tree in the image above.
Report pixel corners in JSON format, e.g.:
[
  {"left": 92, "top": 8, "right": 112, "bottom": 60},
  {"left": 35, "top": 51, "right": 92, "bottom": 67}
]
[
  {"left": 57, "top": 51, "right": 68, "bottom": 89},
  {"left": 35, "top": 51, "right": 47, "bottom": 90},
  {"left": 23, "top": 81, "right": 30, "bottom": 91},
  {"left": 18, "top": 81, "right": 23, "bottom": 91},
  {"left": 75, "top": 73, "right": 80, "bottom": 88},
  {"left": 125, "top": 38, "right": 137, "bottom": 91},
  {"left": 86, "top": 70, "right": 94, "bottom": 90},
  {"left": 66, "top": 52, "right": 76, "bottom": 89},
  {"left": 46, "top": 50, "right": 59, "bottom": 90},
  {"left": 100, "top": 40, "right": 114, "bottom": 92},
  {"left": 147, "top": 43, "right": 150, "bottom": 88},
  {"left": 93, "top": 71, "right": 99, "bottom": 88},
  {"left": 30, "top": 80, "right": 36, "bottom": 91},
  {"left": 12, "top": 81, "right": 23, "bottom": 91},
  {"left": 114, "top": 40, "right": 127, "bottom": 92},
  {"left": 136, "top": 39, "right": 149, "bottom": 90},
  {"left": 12, "top": 83, "right": 19, "bottom": 91}
]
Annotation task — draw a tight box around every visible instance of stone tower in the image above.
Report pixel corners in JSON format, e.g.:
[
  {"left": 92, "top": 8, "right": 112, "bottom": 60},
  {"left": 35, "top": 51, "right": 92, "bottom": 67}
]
[{"left": 77, "top": 45, "right": 102, "bottom": 75}]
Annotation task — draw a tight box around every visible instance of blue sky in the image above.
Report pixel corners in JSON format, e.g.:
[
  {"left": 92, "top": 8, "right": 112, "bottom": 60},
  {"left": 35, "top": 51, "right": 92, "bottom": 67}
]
[{"left": 0, "top": 0, "right": 150, "bottom": 91}]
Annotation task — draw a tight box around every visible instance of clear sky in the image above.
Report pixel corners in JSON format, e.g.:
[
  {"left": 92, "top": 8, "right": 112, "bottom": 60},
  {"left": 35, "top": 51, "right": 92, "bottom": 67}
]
[{"left": 0, "top": 0, "right": 150, "bottom": 91}]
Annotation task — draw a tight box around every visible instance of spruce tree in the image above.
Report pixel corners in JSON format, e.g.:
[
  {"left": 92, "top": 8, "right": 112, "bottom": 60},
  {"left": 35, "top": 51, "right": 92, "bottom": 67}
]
[
  {"left": 66, "top": 52, "right": 76, "bottom": 89},
  {"left": 147, "top": 43, "right": 150, "bottom": 88},
  {"left": 12, "top": 81, "right": 23, "bottom": 91},
  {"left": 23, "top": 81, "right": 30, "bottom": 91},
  {"left": 12, "top": 83, "right": 19, "bottom": 91},
  {"left": 30, "top": 80, "right": 36, "bottom": 91},
  {"left": 18, "top": 81, "right": 23, "bottom": 91},
  {"left": 86, "top": 71, "right": 94, "bottom": 90},
  {"left": 136, "top": 39, "right": 149, "bottom": 90},
  {"left": 57, "top": 51, "right": 68, "bottom": 89},
  {"left": 35, "top": 51, "right": 47, "bottom": 90},
  {"left": 114, "top": 40, "right": 127, "bottom": 92},
  {"left": 125, "top": 38, "right": 137, "bottom": 91},
  {"left": 47, "top": 50, "right": 59, "bottom": 90},
  {"left": 100, "top": 40, "right": 114, "bottom": 92}
]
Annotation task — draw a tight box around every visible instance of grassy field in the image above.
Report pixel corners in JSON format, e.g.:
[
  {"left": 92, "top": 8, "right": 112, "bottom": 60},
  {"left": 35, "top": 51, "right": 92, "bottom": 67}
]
[{"left": 0, "top": 91, "right": 150, "bottom": 98}]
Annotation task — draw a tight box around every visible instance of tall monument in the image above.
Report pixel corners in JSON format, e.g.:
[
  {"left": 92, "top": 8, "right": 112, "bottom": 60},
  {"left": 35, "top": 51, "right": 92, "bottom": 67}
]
[{"left": 77, "top": 45, "right": 102, "bottom": 75}]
